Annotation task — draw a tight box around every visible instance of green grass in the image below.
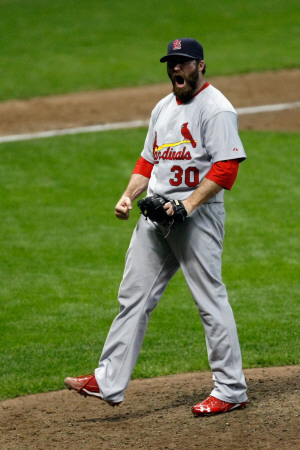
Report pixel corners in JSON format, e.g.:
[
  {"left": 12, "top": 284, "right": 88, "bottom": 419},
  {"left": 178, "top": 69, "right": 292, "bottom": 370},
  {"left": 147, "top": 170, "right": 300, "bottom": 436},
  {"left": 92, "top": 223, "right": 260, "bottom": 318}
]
[
  {"left": 0, "top": 0, "right": 299, "bottom": 100},
  {"left": 222, "top": 132, "right": 300, "bottom": 367},
  {"left": 0, "top": 129, "right": 299, "bottom": 399}
]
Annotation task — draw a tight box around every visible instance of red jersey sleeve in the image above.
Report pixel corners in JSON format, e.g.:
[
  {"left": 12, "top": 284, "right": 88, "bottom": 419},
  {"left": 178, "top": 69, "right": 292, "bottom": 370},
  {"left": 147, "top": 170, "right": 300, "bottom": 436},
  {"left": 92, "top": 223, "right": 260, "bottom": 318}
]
[
  {"left": 132, "top": 156, "right": 154, "bottom": 179},
  {"left": 205, "top": 160, "right": 239, "bottom": 190}
]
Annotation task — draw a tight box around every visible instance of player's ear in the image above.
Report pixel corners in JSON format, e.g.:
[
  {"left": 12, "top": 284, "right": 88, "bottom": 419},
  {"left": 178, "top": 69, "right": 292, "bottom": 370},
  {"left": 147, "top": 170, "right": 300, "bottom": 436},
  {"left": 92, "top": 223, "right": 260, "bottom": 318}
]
[
  {"left": 198, "top": 60, "right": 205, "bottom": 72},
  {"left": 198, "top": 60, "right": 206, "bottom": 75}
]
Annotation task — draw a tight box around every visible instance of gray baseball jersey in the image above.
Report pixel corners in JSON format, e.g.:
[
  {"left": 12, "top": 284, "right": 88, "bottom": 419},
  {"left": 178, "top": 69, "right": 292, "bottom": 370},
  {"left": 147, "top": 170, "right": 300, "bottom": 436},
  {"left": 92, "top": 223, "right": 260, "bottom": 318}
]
[{"left": 141, "top": 84, "right": 246, "bottom": 200}]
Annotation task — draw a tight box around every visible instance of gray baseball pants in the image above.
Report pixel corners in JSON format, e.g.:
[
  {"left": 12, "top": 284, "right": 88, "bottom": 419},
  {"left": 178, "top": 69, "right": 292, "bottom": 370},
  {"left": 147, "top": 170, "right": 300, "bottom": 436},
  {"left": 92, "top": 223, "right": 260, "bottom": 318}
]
[{"left": 95, "top": 202, "right": 248, "bottom": 404}]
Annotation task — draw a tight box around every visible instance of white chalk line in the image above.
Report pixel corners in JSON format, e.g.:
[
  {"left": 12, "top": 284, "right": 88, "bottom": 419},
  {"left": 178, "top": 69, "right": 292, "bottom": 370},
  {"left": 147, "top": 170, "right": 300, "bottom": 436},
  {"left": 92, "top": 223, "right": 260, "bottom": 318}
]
[{"left": 0, "top": 101, "right": 299, "bottom": 144}]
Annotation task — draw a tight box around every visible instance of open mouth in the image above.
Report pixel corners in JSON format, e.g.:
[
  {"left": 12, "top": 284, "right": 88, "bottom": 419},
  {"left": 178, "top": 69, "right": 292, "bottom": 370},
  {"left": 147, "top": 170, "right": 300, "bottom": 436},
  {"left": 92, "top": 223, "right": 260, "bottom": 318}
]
[{"left": 174, "top": 75, "right": 185, "bottom": 88}]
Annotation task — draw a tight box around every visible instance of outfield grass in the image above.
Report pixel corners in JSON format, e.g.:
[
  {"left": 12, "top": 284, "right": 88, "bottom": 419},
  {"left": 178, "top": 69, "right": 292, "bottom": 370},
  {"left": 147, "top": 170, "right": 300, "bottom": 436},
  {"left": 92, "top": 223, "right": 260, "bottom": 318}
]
[
  {"left": 0, "top": 129, "right": 299, "bottom": 399},
  {"left": 0, "top": 0, "right": 299, "bottom": 100}
]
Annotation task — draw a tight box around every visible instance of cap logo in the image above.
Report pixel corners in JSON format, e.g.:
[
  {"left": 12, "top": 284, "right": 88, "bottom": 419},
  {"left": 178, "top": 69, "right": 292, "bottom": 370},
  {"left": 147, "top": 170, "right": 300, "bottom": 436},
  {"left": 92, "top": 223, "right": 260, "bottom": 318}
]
[{"left": 173, "top": 39, "right": 181, "bottom": 50}]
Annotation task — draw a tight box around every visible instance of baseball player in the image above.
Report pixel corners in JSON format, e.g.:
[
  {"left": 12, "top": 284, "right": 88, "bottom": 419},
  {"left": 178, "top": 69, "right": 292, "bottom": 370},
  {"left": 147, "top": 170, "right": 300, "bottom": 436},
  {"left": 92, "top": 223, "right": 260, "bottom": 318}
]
[{"left": 65, "top": 38, "right": 248, "bottom": 416}]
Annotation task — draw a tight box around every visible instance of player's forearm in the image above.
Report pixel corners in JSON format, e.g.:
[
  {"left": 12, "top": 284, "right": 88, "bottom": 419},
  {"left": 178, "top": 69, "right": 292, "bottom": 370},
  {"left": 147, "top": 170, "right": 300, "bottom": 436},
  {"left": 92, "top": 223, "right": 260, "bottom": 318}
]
[
  {"left": 183, "top": 178, "right": 223, "bottom": 215},
  {"left": 123, "top": 174, "right": 149, "bottom": 201}
]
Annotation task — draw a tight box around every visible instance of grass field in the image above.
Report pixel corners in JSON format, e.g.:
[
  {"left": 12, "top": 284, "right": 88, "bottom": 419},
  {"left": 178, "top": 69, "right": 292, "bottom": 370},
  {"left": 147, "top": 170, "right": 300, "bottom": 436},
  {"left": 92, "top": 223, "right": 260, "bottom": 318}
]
[
  {"left": 0, "top": 129, "right": 299, "bottom": 399},
  {"left": 0, "top": 0, "right": 299, "bottom": 401},
  {"left": 0, "top": 0, "right": 299, "bottom": 100}
]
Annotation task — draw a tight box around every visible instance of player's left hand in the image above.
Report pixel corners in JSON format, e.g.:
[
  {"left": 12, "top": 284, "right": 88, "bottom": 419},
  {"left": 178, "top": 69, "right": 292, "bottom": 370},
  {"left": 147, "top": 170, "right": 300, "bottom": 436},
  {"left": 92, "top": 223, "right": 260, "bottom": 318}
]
[
  {"left": 163, "top": 199, "right": 188, "bottom": 222},
  {"left": 163, "top": 202, "right": 173, "bottom": 216},
  {"left": 164, "top": 200, "right": 191, "bottom": 217}
]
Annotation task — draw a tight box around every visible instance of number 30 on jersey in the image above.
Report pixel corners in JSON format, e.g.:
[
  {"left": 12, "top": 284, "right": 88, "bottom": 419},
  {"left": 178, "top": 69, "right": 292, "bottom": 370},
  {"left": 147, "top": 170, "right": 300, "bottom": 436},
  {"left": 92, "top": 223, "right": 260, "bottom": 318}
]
[{"left": 170, "top": 165, "right": 200, "bottom": 187}]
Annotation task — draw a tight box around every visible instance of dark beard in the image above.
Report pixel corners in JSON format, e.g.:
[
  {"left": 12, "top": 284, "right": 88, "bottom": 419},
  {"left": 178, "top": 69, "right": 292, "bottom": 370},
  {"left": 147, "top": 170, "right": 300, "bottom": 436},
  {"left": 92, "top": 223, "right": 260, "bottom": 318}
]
[{"left": 168, "top": 66, "right": 200, "bottom": 103}]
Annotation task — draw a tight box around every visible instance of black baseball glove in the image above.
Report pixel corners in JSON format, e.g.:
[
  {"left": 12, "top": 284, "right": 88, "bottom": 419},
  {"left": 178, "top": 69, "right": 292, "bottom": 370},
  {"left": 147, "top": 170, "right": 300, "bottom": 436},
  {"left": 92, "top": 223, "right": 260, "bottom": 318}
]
[{"left": 137, "top": 194, "right": 187, "bottom": 226}]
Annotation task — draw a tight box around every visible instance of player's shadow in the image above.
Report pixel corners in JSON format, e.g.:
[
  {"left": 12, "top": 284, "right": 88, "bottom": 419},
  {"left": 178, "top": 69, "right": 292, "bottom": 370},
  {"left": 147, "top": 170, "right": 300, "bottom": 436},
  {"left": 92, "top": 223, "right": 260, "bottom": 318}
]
[{"left": 75, "top": 390, "right": 208, "bottom": 423}]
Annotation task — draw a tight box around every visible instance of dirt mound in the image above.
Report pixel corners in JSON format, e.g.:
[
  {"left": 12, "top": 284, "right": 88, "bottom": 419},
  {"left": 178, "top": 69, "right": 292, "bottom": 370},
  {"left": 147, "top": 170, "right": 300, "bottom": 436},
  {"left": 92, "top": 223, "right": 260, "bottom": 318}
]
[{"left": 0, "top": 366, "right": 299, "bottom": 449}]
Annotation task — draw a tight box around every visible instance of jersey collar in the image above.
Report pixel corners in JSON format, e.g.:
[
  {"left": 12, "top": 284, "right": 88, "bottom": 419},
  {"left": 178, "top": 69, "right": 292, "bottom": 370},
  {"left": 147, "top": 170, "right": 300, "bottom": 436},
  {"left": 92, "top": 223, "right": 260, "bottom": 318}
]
[{"left": 176, "top": 82, "right": 210, "bottom": 105}]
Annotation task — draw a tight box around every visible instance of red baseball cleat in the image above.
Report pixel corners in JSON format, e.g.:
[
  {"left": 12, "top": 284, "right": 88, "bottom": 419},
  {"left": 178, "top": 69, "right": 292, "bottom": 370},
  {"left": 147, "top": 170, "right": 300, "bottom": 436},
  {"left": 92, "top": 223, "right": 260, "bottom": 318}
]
[
  {"left": 64, "top": 374, "right": 122, "bottom": 407},
  {"left": 192, "top": 395, "right": 247, "bottom": 416}
]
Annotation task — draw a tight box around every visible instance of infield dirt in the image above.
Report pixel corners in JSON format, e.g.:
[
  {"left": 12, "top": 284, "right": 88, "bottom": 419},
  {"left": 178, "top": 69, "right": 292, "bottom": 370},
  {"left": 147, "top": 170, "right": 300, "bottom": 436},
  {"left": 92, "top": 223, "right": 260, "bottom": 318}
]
[
  {"left": 0, "top": 69, "right": 299, "bottom": 136},
  {"left": 0, "top": 366, "right": 299, "bottom": 449},
  {"left": 0, "top": 69, "right": 299, "bottom": 449}
]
